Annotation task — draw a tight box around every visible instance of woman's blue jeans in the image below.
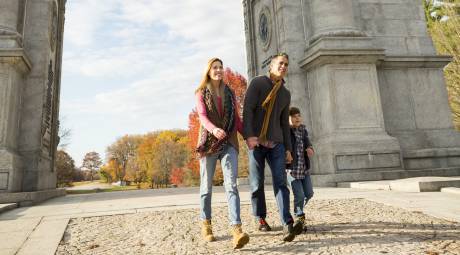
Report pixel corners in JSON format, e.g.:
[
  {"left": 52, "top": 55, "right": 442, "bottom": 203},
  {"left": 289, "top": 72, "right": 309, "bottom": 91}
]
[{"left": 200, "top": 145, "right": 241, "bottom": 225}]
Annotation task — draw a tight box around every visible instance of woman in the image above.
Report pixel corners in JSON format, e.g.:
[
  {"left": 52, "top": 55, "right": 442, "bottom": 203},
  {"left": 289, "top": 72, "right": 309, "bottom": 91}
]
[{"left": 195, "top": 58, "right": 249, "bottom": 249}]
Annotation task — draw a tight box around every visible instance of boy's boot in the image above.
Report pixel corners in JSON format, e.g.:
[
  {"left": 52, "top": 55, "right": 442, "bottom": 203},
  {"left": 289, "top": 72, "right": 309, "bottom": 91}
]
[
  {"left": 230, "top": 224, "right": 250, "bottom": 249},
  {"left": 295, "top": 215, "right": 306, "bottom": 234},
  {"left": 201, "top": 219, "right": 216, "bottom": 242},
  {"left": 282, "top": 219, "right": 303, "bottom": 242}
]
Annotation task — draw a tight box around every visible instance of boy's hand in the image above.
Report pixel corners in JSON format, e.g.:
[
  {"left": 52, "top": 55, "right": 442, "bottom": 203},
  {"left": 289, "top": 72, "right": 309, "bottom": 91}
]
[
  {"left": 306, "top": 147, "right": 314, "bottom": 157},
  {"left": 285, "top": 151, "right": 293, "bottom": 163}
]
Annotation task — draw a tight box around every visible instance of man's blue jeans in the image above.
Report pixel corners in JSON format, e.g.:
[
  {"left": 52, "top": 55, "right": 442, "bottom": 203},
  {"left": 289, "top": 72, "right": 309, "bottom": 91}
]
[
  {"left": 249, "top": 143, "right": 293, "bottom": 225},
  {"left": 200, "top": 145, "right": 241, "bottom": 225},
  {"left": 287, "top": 173, "right": 314, "bottom": 217}
]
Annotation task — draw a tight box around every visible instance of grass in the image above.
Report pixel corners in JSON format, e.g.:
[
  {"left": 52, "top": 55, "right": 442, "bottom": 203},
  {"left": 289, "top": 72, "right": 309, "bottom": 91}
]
[
  {"left": 71, "top": 181, "right": 102, "bottom": 186},
  {"left": 66, "top": 185, "right": 139, "bottom": 195}
]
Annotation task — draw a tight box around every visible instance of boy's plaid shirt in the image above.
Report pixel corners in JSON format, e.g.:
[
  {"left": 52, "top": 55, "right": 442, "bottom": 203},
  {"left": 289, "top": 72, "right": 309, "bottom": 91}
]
[{"left": 288, "top": 126, "right": 309, "bottom": 179}]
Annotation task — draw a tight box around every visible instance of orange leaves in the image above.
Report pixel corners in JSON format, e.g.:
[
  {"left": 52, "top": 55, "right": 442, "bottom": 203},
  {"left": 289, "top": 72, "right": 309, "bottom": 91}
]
[{"left": 170, "top": 168, "right": 184, "bottom": 186}]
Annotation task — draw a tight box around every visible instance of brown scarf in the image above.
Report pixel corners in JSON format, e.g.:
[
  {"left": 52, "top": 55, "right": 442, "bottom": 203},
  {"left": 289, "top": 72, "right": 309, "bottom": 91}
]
[{"left": 259, "top": 77, "right": 282, "bottom": 143}]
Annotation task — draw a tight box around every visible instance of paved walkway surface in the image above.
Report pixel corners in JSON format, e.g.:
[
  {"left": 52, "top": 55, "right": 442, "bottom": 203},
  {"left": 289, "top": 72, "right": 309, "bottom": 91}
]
[{"left": 1, "top": 186, "right": 460, "bottom": 255}]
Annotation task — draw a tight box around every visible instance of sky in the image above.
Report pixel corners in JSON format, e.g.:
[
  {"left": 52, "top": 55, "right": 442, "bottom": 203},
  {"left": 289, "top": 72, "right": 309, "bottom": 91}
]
[{"left": 61, "top": 1, "right": 248, "bottom": 166}]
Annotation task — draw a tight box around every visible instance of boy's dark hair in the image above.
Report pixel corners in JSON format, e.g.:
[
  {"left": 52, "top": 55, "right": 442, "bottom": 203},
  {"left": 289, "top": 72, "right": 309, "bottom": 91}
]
[{"left": 289, "top": 107, "right": 301, "bottom": 116}]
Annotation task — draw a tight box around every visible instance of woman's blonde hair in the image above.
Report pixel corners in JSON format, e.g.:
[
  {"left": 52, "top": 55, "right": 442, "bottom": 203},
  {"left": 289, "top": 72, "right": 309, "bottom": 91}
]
[{"left": 195, "top": 57, "right": 223, "bottom": 93}]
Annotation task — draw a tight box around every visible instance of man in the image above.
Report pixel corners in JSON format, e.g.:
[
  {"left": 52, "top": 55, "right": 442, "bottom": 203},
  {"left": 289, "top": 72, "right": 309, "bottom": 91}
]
[{"left": 243, "top": 53, "right": 302, "bottom": 242}]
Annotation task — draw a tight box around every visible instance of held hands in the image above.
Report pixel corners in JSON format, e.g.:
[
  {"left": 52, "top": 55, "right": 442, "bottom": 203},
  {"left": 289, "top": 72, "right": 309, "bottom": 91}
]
[
  {"left": 245, "top": 137, "right": 259, "bottom": 150},
  {"left": 285, "top": 151, "right": 293, "bottom": 164},
  {"left": 212, "top": 128, "right": 227, "bottom": 140},
  {"left": 306, "top": 147, "right": 314, "bottom": 157}
]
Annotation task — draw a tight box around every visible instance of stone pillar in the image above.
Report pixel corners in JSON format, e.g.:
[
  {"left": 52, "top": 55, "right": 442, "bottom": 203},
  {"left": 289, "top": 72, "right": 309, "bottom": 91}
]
[
  {"left": 299, "top": 0, "right": 403, "bottom": 181},
  {"left": 0, "top": 0, "right": 31, "bottom": 193},
  {"left": 0, "top": 0, "right": 66, "bottom": 203},
  {"left": 308, "top": 0, "right": 365, "bottom": 43},
  {"left": 19, "top": 0, "right": 65, "bottom": 192}
]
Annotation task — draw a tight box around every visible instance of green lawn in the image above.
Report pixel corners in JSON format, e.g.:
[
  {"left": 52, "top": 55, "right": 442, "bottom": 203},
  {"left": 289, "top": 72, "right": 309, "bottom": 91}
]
[{"left": 66, "top": 185, "right": 139, "bottom": 195}]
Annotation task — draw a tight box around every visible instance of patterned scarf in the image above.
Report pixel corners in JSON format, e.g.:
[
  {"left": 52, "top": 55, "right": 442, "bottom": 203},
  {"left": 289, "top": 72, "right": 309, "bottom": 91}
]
[{"left": 196, "top": 84, "right": 235, "bottom": 157}]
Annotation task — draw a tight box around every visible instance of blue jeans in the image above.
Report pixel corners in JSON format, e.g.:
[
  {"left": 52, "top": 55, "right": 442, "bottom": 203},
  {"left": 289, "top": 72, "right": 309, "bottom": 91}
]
[
  {"left": 287, "top": 174, "right": 314, "bottom": 217},
  {"left": 200, "top": 145, "right": 241, "bottom": 225},
  {"left": 249, "top": 143, "right": 293, "bottom": 225}
]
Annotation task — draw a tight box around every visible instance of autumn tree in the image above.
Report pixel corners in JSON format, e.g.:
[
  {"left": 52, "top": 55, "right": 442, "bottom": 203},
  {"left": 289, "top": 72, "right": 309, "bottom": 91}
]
[
  {"left": 106, "top": 135, "right": 143, "bottom": 183},
  {"left": 425, "top": 0, "right": 460, "bottom": 129},
  {"left": 170, "top": 167, "right": 185, "bottom": 186},
  {"left": 137, "top": 132, "right": 160, "bottom": 188},
  {"left": 151, "top": 130, "right": 189, "bottom": 187},
  {"left": 81, "top": 151, "right": 103, "bottom": 182},
  {"left": 55, "top": 150, "right": 76, "bottom": 187},
  {"left": 57, "top": 116, "right": 72, "bottom": 150}
]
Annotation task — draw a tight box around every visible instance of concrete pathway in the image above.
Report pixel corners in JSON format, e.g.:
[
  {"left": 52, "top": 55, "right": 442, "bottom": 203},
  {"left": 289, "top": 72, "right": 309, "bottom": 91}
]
[{"left": 0, "top": 186, "right": 459, "bottom": 255}]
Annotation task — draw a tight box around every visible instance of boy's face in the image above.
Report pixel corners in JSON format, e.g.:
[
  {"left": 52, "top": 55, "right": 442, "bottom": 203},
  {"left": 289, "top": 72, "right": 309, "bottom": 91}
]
[{"left": 290, "top": 113, "right": 302, "bottom": 127}]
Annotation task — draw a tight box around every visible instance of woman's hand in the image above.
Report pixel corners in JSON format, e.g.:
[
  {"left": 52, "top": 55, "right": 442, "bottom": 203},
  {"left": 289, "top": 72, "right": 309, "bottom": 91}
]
[{"left": 212, "top": 128, "right": 227, "bottom": 140}]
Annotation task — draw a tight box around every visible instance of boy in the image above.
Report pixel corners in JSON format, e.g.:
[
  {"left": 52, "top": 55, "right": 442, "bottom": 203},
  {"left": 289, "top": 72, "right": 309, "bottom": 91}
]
[{"left": 287, "top": 107, "right": 314, "bottom": 233}]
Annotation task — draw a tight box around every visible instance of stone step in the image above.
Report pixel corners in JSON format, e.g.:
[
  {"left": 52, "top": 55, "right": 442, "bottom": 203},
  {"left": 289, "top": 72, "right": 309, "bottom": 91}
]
[
  {"left": 389, "top": 176, "right": 460, "bottom": 192},
  {"left": 0, "top": 189, "right": 66, "bottom": 206},
  {"left": 340, "top": 176, "right": 460, "bottom": 192},
  {"left": 313, "top": 167, "right": 460, "bottom": 187},
  {"left": 0, "top": 203, "right": 18, "bottom": 214},
  {"left": 441, "top": 187, "right": 460, "bottom": 195}
]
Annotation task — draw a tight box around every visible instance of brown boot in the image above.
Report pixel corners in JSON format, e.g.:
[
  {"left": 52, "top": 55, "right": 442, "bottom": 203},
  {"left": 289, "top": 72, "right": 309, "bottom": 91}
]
[
  {"left": 230, "top": 224, "right": 249, "bottom": 249},
  {"left": 201, "top": 220, "right": 216, "bottom": 242}
]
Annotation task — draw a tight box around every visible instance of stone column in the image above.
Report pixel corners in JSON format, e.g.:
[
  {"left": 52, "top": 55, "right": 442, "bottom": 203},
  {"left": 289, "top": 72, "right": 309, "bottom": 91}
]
[
  {"left": 299, "top": 1, "right": 402, "bottom": 183},
  {"left": 308, "top": 0, "right": 365, "bottom": 43},
  {"left": 0, "top": 0, "right": 31, "bottom": 192},
  {"left": 0, "top": 0, "right": 26, "bottom": 48}
]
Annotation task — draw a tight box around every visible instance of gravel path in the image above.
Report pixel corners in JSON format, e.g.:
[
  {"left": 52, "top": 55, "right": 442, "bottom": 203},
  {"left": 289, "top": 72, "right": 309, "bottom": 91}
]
[{"left": 57, "top": 199, "right": 460, "bottom": 255}]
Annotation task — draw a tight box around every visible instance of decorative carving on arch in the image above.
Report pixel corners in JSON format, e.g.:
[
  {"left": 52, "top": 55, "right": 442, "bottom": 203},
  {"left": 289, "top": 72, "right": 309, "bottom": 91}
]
[
  {"left": 258, "top": 6, "right": 272, "bottom": 52},
  {"left": 41, "top": 60, "right": 54, "bottom": 156},
  {"left": 50, "top": 1, "right": 59, "bottom": 51}
]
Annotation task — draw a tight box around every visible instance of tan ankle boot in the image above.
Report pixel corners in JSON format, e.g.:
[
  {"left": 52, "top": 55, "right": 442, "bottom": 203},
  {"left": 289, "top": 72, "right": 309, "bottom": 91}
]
[
  {"left": 201, "top": 220, "right": 216, "bottom": 242},
  {"left": 230, "top": 224, "right": 249, "bottom": 249}
]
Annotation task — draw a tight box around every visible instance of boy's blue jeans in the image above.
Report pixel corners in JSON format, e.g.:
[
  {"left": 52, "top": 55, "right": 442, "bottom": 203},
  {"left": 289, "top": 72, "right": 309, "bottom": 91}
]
[
  {"left": 248, "top": 143, "right": 294, "bottom": 225},
  {"left": 200, "top": 145, "right": 241, "bottom": 225},
  {"left": 287, "top": 173, "right": 314, "bottom": 217}
]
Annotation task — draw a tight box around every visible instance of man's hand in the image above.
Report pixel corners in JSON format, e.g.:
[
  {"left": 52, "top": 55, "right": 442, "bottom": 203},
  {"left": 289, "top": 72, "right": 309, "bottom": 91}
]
[
  {"left": 246, "top": 137, "right": 259, "bottom": 150},
  {"left": 306, "top": 147, "right": 314, "bottom": 157},
  {"left": 285, "top": 151, "right": 293, "bottom": 163},
  {"left": 212, "top": 128, "right": 227, "bottom": 140}
]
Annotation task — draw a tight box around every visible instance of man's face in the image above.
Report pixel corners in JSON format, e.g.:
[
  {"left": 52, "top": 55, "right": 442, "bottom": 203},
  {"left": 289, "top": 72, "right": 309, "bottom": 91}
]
[
  {"left": 290, "top": 113, "right": 302, "bottom": 128},
  {"left": 270, "top": 56, "right": 289, "bottom": 79}
]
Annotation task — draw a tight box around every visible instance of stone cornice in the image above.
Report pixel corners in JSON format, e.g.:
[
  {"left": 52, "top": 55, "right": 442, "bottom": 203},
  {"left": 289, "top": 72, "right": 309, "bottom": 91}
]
[
  {"left": 380, "top": 56, "right": 452, "bottom": 68},
  {"left": 0, "top": 48, "right": 32, "bottom": 73},
  {"left": 299, "top": 37, "right": 385, "bottom": 70}
]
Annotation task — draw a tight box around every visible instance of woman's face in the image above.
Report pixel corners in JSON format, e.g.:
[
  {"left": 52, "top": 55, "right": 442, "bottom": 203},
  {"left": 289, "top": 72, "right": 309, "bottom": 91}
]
[{"left": 208, "top": 61, "right": 224, "bottom": 81}]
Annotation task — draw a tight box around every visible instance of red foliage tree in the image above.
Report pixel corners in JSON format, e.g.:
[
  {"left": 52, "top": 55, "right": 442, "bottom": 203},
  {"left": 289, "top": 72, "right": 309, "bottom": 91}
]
[
  {"left": 187, "top": 110, "right": 201, "bottom": 179},
  {"left": 224, "top": 68, "right": 247, "bottom": 113},
  {"left": 170, "top": 167, "right": 185, "bottom": 186}
]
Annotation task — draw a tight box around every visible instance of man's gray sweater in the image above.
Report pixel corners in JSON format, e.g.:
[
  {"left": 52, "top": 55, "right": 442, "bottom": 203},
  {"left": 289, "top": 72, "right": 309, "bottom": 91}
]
[{"left": 243, "top": 75, "right": 292, "bottom": 152}]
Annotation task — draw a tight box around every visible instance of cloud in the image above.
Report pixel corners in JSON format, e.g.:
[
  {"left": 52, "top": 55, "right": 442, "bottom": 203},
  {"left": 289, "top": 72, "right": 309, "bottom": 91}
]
[{"left": 61, "top": 0, "right": 248, "bottom": 165}]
